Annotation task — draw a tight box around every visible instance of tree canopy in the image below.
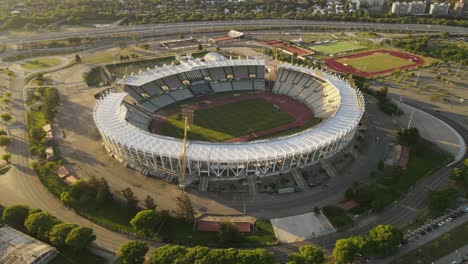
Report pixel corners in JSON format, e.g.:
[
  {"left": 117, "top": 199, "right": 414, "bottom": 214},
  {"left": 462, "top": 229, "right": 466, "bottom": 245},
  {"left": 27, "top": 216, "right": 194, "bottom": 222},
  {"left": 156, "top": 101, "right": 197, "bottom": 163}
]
[
  {"left": 2, "top": 204, "right": 31, "bottom": 227},
  {"left": 287, "top": 245, "right": 325, "bottom": 264},
  {"left": 24, "top": 212, "right": 60, "bottom": 241},
  {"left": 368, "top": 224, "right": 402, "bottom": 256},
  {"left": 117, "top": 240, "right": 149, "bottom": 264}
]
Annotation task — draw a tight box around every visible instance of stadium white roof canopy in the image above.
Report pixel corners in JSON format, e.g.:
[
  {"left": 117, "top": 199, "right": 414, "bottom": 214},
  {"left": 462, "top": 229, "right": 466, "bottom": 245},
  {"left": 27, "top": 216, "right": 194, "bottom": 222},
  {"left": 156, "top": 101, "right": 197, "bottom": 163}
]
[
  {"left": 95, "top": 63, "right": 364, "bottom": 163},
  {"left": 120, "top": 58, "right": 265, "bottom": 87}
]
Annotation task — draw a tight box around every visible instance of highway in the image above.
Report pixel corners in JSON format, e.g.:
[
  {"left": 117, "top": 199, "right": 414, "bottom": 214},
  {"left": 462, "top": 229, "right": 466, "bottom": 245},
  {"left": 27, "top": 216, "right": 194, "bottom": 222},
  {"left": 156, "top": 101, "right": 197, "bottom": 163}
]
[{"left": 2, "top": 19, "right": 467, "bottom": 45}]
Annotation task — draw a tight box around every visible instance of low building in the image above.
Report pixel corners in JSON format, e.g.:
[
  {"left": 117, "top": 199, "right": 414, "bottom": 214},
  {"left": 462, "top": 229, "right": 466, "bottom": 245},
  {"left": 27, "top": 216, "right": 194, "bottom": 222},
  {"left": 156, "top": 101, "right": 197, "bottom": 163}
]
[
  {"left": 0, "top": 226, "right": 57, "bottom": 264},
  {"left": 45, "top": 147, "right": 55, "bottom": 160},
  {"left": 55, "top": 165, "right": 70, "bottom": 178},
  {"left": 429, "top": 2, "right": 450, "bottom": 15}
]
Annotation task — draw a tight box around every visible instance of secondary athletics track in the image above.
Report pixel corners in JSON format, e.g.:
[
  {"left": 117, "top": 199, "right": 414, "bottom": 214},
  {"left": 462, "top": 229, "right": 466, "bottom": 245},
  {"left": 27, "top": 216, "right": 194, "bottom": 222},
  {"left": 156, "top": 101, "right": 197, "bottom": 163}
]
[
  {"left": 325, "top": 49, "right": 425, "bottom": 78},
  {"left": 150, "top": 91, "right": 314, "bottom": 142}
]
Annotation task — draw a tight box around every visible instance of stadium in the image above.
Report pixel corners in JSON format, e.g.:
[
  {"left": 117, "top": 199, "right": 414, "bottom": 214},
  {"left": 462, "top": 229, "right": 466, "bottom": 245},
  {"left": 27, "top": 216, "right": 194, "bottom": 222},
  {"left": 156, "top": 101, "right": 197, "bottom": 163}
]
[{"left": 93, "top": 54, "right": 365, "bottom": 185}]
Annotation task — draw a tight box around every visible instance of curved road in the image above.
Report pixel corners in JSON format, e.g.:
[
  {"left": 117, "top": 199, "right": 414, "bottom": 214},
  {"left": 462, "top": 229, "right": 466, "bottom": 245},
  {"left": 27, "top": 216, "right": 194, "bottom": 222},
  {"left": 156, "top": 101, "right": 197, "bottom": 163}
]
[{"left": 2, "top": 20, "right": 467, "bottom": 45}]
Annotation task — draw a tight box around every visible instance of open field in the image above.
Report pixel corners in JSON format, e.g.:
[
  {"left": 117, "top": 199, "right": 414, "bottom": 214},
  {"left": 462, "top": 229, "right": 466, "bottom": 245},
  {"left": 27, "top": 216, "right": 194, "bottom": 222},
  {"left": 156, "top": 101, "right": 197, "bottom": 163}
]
[
  {"left": 310, "top": 41, "right": 367, "bottom": 55},
  {"left": 336, "top": 53, "right": 414, "bottom": 72},
  {"left": 161, "top": 98, "right": 295, "bottom": 142},
  {"left": 82, "top": 47, "right": 157, "bottom": 65},
  {"left": 20, "top": 58, "right": 62, "bottom": 69},
  {"left": 325, "top": 49, "right": 425, "bottom": 77}
]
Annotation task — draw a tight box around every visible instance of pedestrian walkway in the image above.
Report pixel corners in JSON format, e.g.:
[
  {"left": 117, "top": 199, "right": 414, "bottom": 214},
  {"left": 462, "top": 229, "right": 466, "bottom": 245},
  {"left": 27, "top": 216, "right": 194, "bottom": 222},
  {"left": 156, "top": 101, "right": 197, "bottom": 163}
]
[{"left": 435, "top": 244, "right": 468, "bottom": 264}]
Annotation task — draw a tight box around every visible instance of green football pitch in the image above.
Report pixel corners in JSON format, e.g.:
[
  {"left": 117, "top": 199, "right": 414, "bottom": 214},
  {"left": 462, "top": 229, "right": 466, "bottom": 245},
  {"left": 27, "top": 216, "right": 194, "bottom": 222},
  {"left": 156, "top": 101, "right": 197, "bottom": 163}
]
[
  {"left": 336, "top": 53, "right": 414, "bottom": 73},
  {"left": 310, "top": 41, "right": 367, "bottom": 55},
  {"left": 161, "top": 98, "right": 296, "bottom": 142}
]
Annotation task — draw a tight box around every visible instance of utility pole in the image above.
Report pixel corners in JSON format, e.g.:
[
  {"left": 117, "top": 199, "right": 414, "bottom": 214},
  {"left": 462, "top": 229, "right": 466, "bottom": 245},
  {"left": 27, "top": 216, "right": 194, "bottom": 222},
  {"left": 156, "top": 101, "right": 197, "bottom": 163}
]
[
  {"left": 407, "top": 111, "right": 414, "bottom": 129},
  {"left": 395, "top": 95, "right": 403, "bottom": 116},
  {"left": 455, "top": 58, "right": 462, "bottom": 77},
  {"left": 416, "top": 67, "right": 421, "bottom": 83}
]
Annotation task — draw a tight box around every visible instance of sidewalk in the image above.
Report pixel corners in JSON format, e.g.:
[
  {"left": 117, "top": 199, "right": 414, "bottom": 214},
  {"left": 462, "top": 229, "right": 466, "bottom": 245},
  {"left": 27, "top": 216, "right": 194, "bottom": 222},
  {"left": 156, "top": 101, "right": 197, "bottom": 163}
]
[
  {"left": 435, "top": 244, "right": 468, "bottom": 264},
  {"left": 373, "top": 214, "right": 468, "bottom": 264}
]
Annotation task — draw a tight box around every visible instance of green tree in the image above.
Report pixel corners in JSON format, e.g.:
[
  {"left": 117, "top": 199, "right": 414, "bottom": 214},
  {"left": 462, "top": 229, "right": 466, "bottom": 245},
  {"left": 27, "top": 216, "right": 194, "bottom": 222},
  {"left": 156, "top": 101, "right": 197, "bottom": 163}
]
[
  {"left": 369, "top": 224, "right": 402, "bottom": 256},
  {"left": 0, "top": 135, "right": 11, "bottom": 146},
  {"left": 2, "top": 204, "right": 30, "bottom": 227},
  {"left": 397, "top": 128, "right": 420, "bottom": 146},
  {"left": 42, "top": 88, "right": 59, "bottom": 122},
  {"left": 24, "top": 212, "right": 60, "bottom": 241},
  {"left": 218, "top": 222, "right": 240, "bottom": 244},
  {"left": 175, "top": 194, "right": 195, "bottom": 221},
  {"left": 287, "top": 245, "right": 325, "bottom": 264},
  {"left": 2, "top": 153, "right": 11, "bottom": 163},
  {"left": 117, "top": 240, "right": 149, "bottom": 264},
  {"left": 198, "top": 44, "right": 203, "bottom": 51},
  {"left": 130, "top": 209, "right": 161, "bottom": 236},
  {"left": 150, "top": 245, "right": 187, "bottom": 264},
  {"left": 95, "top": 178, "right": 112, "bottom": 204},
  {"left": 65, "top": 226, "right": 96, "bottom": 252},
  {"left": 333, "top": 238, "right": 360, "bottom": 264},
  {"left": 121, "top": 187, "right": 139, "bottom": 213},
  {"left": 49, "top": 223, "right": 78, "bottom": 248},
  {"left": 144, "top": 195, "right": 156, "bottom": 210},
  {"left": 1, "top": 113, "right": 12, "bottom": 122}
]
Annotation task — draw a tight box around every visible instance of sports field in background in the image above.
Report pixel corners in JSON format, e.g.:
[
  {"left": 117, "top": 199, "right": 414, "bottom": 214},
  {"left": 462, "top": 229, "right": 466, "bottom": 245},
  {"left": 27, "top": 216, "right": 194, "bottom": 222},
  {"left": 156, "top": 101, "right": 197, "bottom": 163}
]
[
  {"left": 336, "top": 53, "right": 414, "bottom": 72},
  {"left": 325, "top": 49, "right": 425, "bottom": 77},
  {"left": 161, "top": 98, "right": 296, "bottom": 142},
  {"left": 310, "top": 41, "right": 367, "bottom": 55}
]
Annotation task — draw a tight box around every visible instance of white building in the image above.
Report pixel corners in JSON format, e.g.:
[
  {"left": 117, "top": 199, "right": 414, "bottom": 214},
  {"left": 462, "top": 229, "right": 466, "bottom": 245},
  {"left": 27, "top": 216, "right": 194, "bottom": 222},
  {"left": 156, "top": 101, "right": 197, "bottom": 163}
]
[
  {"left": 391, "top": 2, "right": 409, "bottom": 14},
  {"left": 408, "top": 1, "right": 427, "bottom": 14},
  {"left": 429, "top": 2, "right": 450, "bottom": 15},
  {"left": 391, "top": 1, "right": 426, "bottom": 14}
]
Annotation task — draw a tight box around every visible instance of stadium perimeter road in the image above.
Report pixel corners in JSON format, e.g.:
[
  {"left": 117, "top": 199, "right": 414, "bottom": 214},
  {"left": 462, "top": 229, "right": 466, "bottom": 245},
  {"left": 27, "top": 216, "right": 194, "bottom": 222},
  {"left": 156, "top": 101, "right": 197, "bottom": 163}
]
[{"left": 2, "top": 20, "right": 467, "bottom": 45}]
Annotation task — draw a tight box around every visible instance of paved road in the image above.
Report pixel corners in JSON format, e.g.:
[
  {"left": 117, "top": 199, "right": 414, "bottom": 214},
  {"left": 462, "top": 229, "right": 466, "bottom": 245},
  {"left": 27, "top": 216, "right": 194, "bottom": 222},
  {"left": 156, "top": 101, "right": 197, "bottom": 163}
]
[
  {"left": 1, "top": 71, "right": 162, "bottom": 255},
  {"left": 268, "top": 100, "right": 468, "bottom": 259},
  {"left": 2, "top": 20, "right": 467, "bottom": 45}
]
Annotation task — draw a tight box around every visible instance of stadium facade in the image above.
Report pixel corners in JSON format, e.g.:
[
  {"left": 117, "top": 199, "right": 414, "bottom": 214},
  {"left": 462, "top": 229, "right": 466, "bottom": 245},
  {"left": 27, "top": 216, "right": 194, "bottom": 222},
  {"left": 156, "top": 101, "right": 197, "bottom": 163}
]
[{"left": 93, "top": 58, "right": 365, "bottom": 180}]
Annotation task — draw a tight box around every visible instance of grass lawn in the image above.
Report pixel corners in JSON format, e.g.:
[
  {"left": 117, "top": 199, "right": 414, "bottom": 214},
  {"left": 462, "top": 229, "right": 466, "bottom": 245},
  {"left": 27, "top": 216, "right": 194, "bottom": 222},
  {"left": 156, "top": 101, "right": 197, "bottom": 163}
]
[
  {"left": 393, "top": 223, "right": 468, "bottom": 264},
  {"left": 106, "top": 56, "right": 177, "bottom": 80},
  {"left": 336, "top": 53, "right": 414, "bottom": 73},
  {"left": 256, "top": 115, "right": 321, "bottom": 140},
  {"left": 83, "top": 47, "right": 153, "bottom": 65},
  {"left": 390, "top": 144, "right": 449, "bottom": 193},
  {"left": 310, "top": 41, "right": 367, "bottom": 55},
  {"left": 161, "top": 98, "right": 296, "bottom": 142},
  {"left": 21, "top": 58, "right": 62, "bottom": 69},
  {"left": 322, "top": 206, "right": 353, "bottom": 228}
]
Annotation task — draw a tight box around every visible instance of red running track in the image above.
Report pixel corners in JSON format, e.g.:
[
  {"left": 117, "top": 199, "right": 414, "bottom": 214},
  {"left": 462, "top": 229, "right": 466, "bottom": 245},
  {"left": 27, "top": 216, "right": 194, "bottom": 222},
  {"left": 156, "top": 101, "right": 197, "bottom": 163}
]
[
  {"left": 150, "top": 91, "right": 313, "bottom": 143},
  {"left": 325, "top": 49, "right": 425, "bottom": 78}
]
